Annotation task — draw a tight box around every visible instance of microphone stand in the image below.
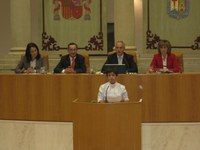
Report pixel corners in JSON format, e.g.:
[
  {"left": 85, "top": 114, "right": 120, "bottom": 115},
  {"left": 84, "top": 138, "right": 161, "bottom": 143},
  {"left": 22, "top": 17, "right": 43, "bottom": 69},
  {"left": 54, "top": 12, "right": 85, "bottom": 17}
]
[
  {"left": 105, "top": 86, "right": 109, "bottom": 103},
  {"left": 123, "top": 57, "right": 130, "bottom": 73}
]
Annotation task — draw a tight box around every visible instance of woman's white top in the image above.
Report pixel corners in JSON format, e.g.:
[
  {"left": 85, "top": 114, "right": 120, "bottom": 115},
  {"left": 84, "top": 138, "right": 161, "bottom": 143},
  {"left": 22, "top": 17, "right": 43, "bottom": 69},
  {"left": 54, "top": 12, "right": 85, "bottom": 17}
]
[
  {"left": 97, "top": 82, "right": 129, "bottom": 103},
  {"left": 30, "top": 59, "right": 36, "bottom": 69},
  {"left": 162, "top": 55, "right": 168, "bottom": 69}
]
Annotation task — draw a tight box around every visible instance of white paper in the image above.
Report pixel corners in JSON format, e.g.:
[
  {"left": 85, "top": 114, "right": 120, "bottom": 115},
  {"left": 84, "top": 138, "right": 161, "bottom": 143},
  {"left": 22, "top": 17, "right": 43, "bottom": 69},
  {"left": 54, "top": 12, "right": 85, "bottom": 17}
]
[{"left": 107, "top": 96, "right": 122, "bottom": 103}]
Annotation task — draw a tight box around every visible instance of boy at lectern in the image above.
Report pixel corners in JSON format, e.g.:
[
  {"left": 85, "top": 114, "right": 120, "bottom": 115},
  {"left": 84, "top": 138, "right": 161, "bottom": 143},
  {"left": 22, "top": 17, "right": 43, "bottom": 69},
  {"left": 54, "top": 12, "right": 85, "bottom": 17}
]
[{"left": 97, "top": 69, "right": 129, "bottom": 103}]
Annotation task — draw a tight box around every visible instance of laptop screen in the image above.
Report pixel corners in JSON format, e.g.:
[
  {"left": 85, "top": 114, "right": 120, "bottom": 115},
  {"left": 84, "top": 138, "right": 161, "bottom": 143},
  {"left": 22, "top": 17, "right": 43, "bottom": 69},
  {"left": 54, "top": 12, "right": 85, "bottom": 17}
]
[{"left": 103, "top": 64, "right": 127, "bottom": 74}]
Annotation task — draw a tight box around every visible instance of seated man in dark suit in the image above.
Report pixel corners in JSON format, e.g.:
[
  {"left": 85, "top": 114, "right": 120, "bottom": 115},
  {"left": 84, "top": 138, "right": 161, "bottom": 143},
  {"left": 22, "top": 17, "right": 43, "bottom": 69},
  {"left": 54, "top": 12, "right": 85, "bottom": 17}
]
[
  {"left": 101, "top": 41, "right": 138, "bottom": 73},
  {"left": 54, "top": 42, "right": 86, "bottom": 73}
]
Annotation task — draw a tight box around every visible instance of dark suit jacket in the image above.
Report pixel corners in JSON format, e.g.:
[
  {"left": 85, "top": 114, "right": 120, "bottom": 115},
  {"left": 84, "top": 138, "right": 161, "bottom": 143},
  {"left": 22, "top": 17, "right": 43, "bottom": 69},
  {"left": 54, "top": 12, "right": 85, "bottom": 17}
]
[
  {"left": 150, "top": 53, "right": 180, "bottom": 72},
  {"left": 101, "top": 52, "right": 138, "bottom": 73},
  {"left": 54, "top": 54, "right": 86, "bottom": 73}
]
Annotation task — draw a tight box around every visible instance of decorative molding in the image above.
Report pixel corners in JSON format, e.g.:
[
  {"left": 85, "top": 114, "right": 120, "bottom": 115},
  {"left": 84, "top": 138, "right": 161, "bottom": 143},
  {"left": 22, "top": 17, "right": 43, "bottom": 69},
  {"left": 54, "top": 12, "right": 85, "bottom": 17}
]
[
  {"left": 84, "top": 0, "right": 103, "bottom": 51},
  {"left": 85, "top": 32, "right": 103, "bottom": 51},
  {"left": 42, "top": 0, "right": 103, "bottom": 51},
  {"left": 146, "top": 0, "right": 199, "bottom": 50},
  {"left": 10, "top": 47, "right": 26, "bottom": 52},
  {"left": 146, "top": 0, "right": 162, "bottom": 49},
  {"left": 146, "top": 30, "right": 161, "bottom": 49},
  {"left": 191, "top": 36, "right": 200, "bottom": 50},
  {"left": 42, "top": 32, "right": 60, "bottom": 51}
]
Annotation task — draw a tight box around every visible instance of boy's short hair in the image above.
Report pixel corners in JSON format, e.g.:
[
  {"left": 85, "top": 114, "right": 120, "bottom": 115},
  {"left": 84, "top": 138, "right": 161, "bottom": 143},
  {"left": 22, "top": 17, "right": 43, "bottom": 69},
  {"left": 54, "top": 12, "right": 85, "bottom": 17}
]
[{"left": 106, "top": 68, "right": 118, "bottom": 76}]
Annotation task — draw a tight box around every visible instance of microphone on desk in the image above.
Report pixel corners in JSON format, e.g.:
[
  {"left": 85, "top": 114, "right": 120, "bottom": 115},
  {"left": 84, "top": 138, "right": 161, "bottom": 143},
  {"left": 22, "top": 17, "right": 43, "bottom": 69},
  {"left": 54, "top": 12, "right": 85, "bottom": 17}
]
[
  {"left": 105, "top": 85, "right": 109, "bottom": 103},
  {"left": 123, "top": 57, "right": 130, "bottom": 72}
]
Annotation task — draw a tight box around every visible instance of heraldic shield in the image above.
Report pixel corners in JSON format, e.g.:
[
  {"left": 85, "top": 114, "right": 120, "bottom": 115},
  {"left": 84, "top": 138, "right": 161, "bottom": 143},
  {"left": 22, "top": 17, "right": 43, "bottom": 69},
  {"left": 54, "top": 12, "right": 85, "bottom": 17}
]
[
  {"left": 167, "top": 0, "right": 189, "bottom": 19},
  {"left": 53, "top": 0, "right": 92, "bottom": 20},
  {"left": 53, "top": 0, "right": 93, "bottom": 20},
  {"left": 61, "top": 0, "right": 83, "bottom": 19}
]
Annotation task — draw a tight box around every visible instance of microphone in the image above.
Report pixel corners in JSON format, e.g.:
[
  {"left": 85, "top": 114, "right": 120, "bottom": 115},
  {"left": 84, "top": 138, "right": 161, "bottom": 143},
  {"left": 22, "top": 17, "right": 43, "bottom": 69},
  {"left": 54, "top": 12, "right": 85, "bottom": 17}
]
[
  {"left": 105, "top": 85, "right": 109, "bottom": 103},
  {"left": 123, "top": 57, "right": 130, "bottom": 72}
]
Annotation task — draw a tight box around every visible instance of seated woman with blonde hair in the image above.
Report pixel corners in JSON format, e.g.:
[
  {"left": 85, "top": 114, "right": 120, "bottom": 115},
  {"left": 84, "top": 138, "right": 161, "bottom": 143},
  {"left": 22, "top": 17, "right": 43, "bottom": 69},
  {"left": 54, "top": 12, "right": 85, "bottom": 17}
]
[{"left": 148, "top": 40, "right": 180, "bottom": 73}]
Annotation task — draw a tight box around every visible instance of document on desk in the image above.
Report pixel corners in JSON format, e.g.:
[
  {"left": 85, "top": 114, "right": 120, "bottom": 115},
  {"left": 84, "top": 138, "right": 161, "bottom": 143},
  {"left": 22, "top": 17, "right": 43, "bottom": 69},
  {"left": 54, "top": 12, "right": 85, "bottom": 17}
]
[{"left": 107, "top": 96, "right": 122, "bottom": 103}]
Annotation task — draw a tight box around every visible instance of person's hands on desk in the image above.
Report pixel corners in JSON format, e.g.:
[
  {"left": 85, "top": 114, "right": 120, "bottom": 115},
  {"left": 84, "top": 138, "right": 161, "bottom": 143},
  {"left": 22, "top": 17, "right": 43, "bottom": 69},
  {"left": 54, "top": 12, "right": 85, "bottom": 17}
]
[
  {"left": 23, "top": 67, "right": 35, "bottom": 73},
  {"left": 159, "top": 68, "right": 173, "bottom": 73},
  {"left": 64, "top": 66, "right": 76, "bottom": 74}
]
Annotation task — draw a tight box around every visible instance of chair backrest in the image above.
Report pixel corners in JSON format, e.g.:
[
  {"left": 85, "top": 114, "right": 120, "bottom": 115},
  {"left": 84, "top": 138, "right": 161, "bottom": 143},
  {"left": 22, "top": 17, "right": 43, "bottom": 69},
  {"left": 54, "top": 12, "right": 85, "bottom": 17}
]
[
  {"left": 79, "top": 51, "right": 90, "bottom": 73},
  {"left": 173, "top": 52, "right": 184, "bottom": 73},
  {"left": 108, "top": 50, "right": 137, "bottom": 64},
  {"left": 42, "top": 54, "right": 49, "bottom": 70},
  {"left": 21, "top": 53, "right": 49, "bottom": 70}
]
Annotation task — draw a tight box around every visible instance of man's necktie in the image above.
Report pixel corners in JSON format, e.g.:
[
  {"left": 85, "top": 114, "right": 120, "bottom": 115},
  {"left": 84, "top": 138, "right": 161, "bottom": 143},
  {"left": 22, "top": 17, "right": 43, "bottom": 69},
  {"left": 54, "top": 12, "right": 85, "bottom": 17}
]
[{"left": 71, "top": 57, "right": 75, "bottom": 69}]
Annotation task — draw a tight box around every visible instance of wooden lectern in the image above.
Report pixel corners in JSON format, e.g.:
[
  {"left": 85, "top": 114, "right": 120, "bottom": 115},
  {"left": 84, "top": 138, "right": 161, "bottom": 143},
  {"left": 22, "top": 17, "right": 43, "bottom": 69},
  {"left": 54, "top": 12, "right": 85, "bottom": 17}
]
[{"left": 72, "top": 100, "right": 142, "bottom": 150}]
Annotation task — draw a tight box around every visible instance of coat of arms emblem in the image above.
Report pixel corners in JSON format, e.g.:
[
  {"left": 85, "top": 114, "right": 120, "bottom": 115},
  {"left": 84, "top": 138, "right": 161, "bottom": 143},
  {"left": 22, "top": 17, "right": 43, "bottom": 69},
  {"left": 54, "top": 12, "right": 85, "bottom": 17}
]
[
  {"left": 53, "top": 0, "right": 92, "bottom": 20},
  {"left": 167, "top": 0, "right": 189, "bottom": 19}
]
